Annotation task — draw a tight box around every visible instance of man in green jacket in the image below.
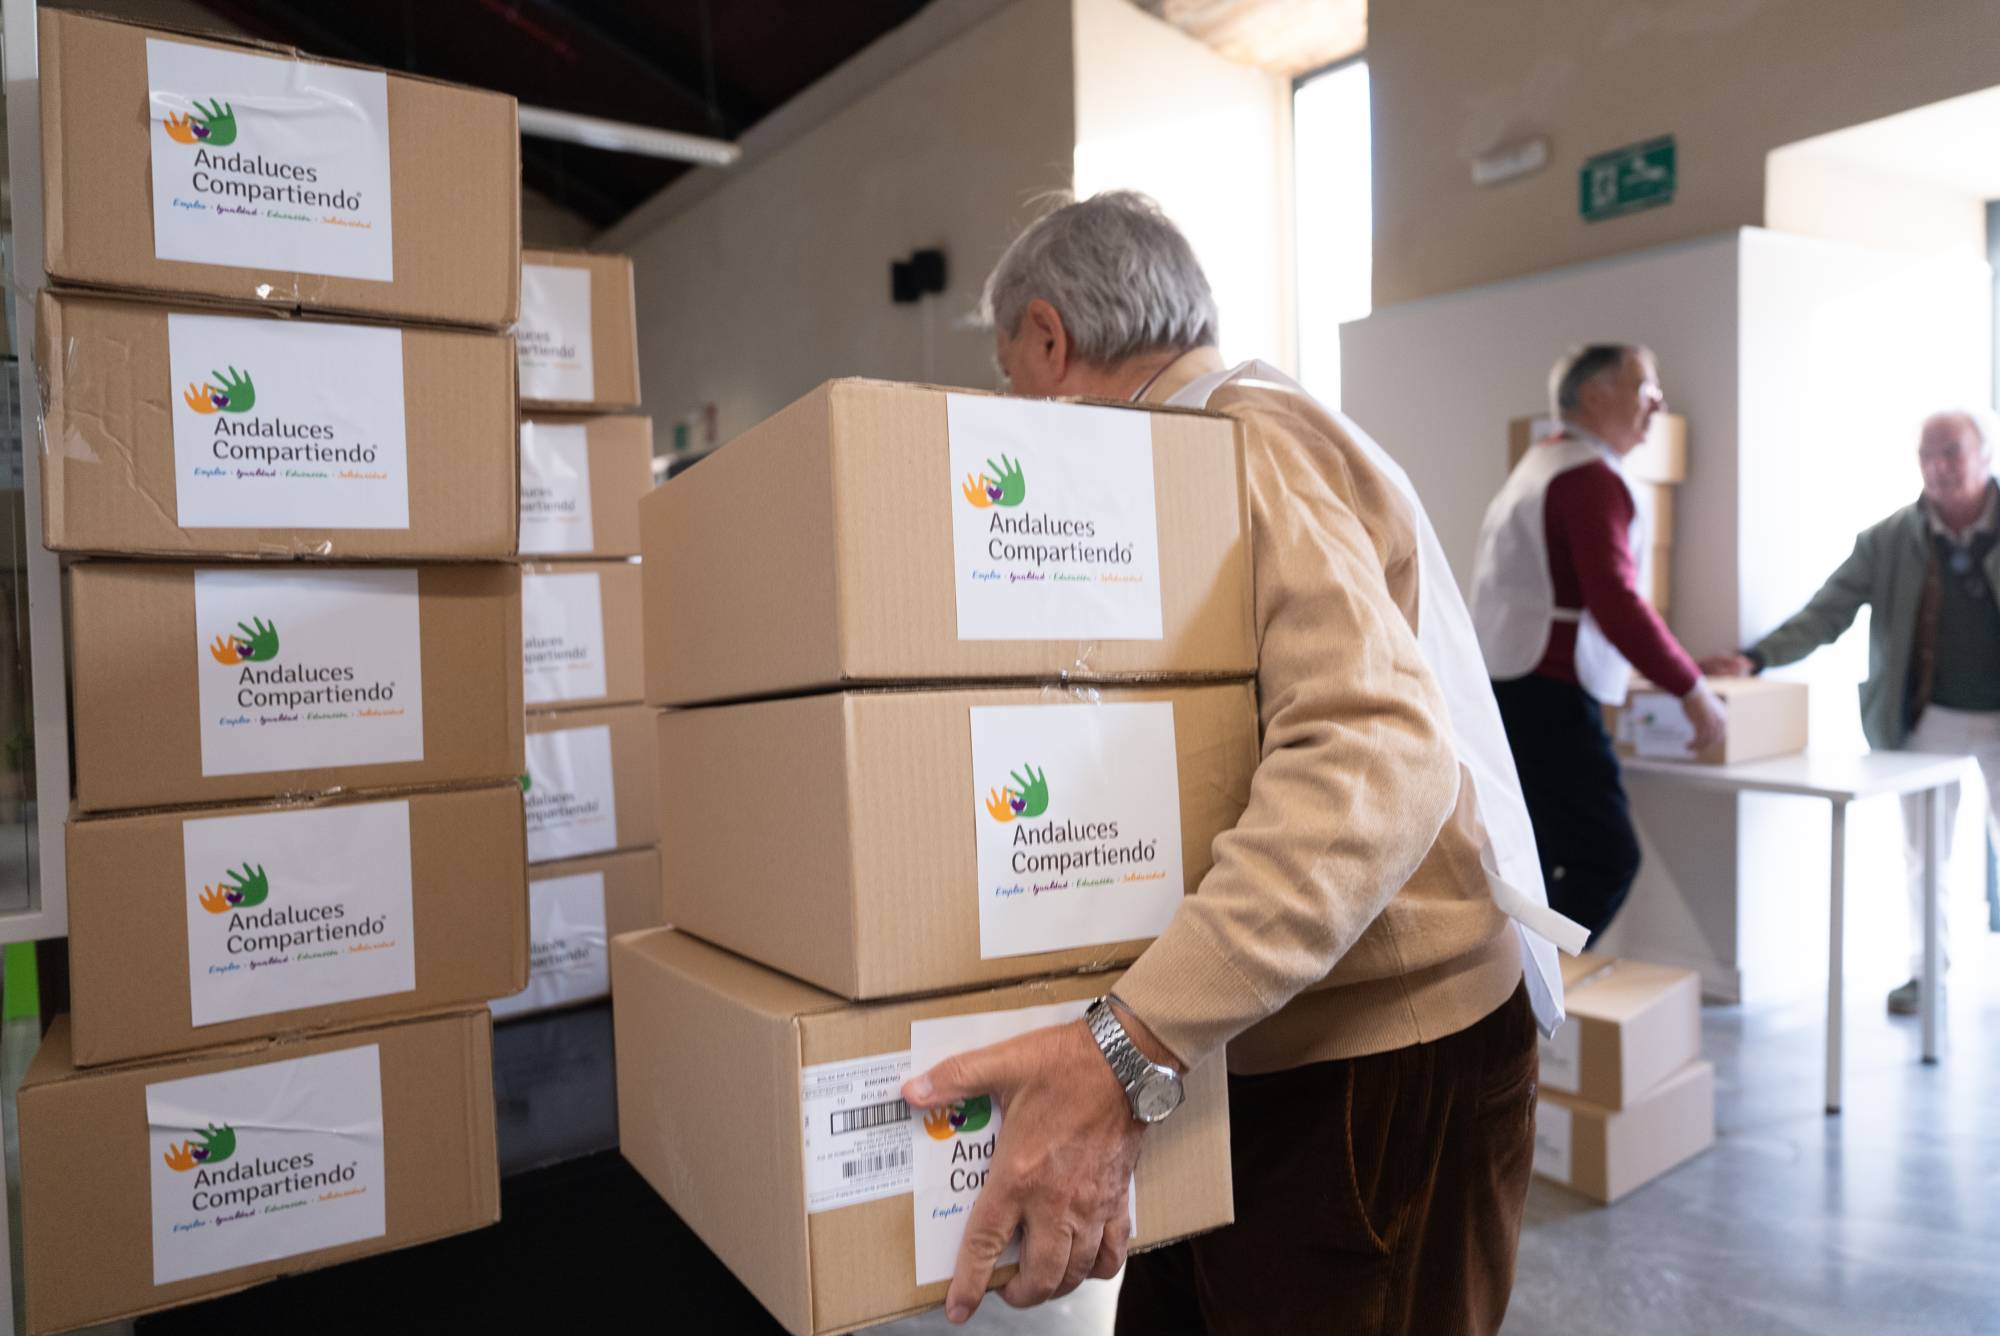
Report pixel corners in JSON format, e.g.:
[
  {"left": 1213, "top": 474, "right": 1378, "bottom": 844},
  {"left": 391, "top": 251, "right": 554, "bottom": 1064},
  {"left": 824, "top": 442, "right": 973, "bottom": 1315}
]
[{"left": 1706, "top": 409, "right": 2000, "bottom": 1014}]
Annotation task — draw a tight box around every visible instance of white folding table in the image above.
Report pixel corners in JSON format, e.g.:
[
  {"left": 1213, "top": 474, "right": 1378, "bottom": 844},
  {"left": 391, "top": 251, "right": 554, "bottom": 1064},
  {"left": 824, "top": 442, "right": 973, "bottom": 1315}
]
[{"left": 1621, "top": 750, "right": 1973, "bottom": 1113}]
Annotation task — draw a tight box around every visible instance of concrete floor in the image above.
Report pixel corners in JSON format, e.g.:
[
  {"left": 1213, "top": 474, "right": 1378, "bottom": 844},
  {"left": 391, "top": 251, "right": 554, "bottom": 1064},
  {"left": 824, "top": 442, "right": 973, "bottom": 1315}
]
[{"left": 888, "top": 940, "right": 2000, "bottom": 1336}]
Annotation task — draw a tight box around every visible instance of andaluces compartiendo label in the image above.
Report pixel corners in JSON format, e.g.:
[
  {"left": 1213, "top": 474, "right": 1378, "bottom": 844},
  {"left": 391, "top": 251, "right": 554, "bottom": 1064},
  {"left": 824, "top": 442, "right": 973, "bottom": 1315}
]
[
  {"left": 145, "top": 38, "right": 394, "bottom": 280},
  {"left": 517, "top": 264, "right": 594, "bottom": 402},
  {"left": 193, "top": 567, "right": 425, "bottom": 777},
  {"left": 181, "top": 800, "right": 416, "bottom": 1027},
  {"left": 946, "top": 394, "right": 1165, "bottom": 642},
  {"left": 167, "top": 312, "right": 409, "bottom": 531},
  {"left": 147, "top": 1044, "right": 386, "bottom": 1285}
]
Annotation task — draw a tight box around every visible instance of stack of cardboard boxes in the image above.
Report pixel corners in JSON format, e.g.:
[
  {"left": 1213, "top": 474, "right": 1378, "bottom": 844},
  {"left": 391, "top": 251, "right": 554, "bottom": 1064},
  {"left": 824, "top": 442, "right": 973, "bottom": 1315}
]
[
  {"left": 20, "top": 14, "right": 526, "bottom": 1332},
  {"left": 1533, "top": 953, "right": 1715, "bottom": 1203},
  {"left": 497, "top": 249, "right": 667, "bottom": 1020},
  {"left": 617, "top": 379, "right": 1258, "bottom": 1333}
]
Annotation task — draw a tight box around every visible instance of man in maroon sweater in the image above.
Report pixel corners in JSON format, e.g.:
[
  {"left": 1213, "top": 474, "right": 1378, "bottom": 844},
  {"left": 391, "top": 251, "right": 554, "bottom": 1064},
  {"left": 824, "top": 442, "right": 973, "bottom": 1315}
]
[{"left": 1470, "top": 344, "right": 1726, "bottom": 942}]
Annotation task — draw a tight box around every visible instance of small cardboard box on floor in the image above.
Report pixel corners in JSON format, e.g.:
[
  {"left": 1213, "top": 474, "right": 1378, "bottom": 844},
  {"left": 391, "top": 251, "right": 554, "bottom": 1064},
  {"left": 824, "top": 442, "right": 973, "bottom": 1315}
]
[
  {"left": 491, "top": 847, "right": 664, "bottom": 1020},
  {"left": 40, "top": 10, "right": 520, "bottom": 328},
  {"left": 39, "top": 290, "right": 519, "bottom": 560},
  {"left": 1538, "top": 954, "right": 1701, "bottom": 1108},
  {"left": 643, "top": 379, "right": 1254, "bottom": 706},
  {"left": 1534, "top": 1060, "right": 1715, "bottom": 1204},
  {"left": 517, "top": 250, "right": 641, "bottom": 412},
  {"left": 67, "top": 562, "right": 524, "bottom": 813},
  {"left": 525, "top": 704, "right": 659, "bottom": 864},
  {"left": 1607, "top": 676, "right": 1808, "bottom": 765},
  {"left": 66, "top": 782, "right": 528, "bottom": 1067},
  {"left": 20, "top": 1009, "right": 499, "bottom": 1335},
  {"left": 613, "top": 929, "right": 1232, "bottom": 1336},
  {"left": 519, "top": 415, "right": 654, "bottom": 559},
  {"left": 658, "top": 682, "right": 1259, "bottom": 998},
  {"left": 522, "top": 560, "right": 644, "bottom": 710}
]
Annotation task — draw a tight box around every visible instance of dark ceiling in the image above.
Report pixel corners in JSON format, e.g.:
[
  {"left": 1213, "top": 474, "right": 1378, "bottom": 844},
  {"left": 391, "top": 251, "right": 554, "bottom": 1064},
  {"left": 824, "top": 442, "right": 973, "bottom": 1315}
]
[{"left": 190, "top": 0, "right": 936, "bottom": 227}]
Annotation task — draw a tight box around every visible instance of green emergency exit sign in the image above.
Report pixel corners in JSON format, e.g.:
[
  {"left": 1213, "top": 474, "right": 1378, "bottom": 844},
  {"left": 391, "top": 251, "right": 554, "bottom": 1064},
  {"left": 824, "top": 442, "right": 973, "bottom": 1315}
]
[{"left": 1580, "top": 136, "right": 1676, "bottom": 222}]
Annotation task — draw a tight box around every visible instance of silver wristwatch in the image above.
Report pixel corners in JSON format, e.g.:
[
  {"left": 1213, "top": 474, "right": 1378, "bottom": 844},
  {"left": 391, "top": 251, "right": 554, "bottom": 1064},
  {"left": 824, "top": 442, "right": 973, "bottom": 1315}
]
[{"left": 1085, "top": 997, "right": 1183, "bottom": 1123}]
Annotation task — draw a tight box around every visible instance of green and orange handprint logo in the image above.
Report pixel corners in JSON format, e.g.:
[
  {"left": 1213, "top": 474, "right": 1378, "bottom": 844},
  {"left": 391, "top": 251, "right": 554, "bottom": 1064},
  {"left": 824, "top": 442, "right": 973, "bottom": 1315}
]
[
  {"left": 183, "top": 366, "right": 256, "bottom": 416},
  {"left": 164, "top": 98, "right": 237, "bottom": 147},
  {"left": 983, "top": 764, "right": 1049, "bottom": 823},
  {"left": 960, "top": 455, "right": 1027, "bottom": 509},
  {"left": 197, "top": 863, "right": 269, "bottom": 915},
  {"left": 209, "top": 616, "right": 280, "bottom": 666},
  {"left": 921, "top": 1095, "right": 993, "bottom": 1141},
  {"left": 164, "top": 1123, "right": 237, "bottom": 1172}
]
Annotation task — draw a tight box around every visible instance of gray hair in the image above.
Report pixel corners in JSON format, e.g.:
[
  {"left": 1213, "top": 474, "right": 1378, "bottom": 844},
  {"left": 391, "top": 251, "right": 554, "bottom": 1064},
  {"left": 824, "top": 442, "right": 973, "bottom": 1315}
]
[
  {"left": 981, "top": 191, "right": 1219, "bottom": 366},
  {"left": 1923, "top": 407, "right": 2000, "bottom": 457},
  {"left": 1549, "top": 343, "right": 1652, "bottom": 420}
]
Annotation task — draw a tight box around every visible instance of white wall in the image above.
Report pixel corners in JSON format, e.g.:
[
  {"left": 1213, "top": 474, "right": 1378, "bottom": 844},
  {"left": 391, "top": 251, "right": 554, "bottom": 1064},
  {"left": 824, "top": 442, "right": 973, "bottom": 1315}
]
[
  {"left": 613, "top": 0, "right": 1076, "bottom": 443},
  {"left": 1071, "top": 0, "right": 1294, "bottom": 370}
]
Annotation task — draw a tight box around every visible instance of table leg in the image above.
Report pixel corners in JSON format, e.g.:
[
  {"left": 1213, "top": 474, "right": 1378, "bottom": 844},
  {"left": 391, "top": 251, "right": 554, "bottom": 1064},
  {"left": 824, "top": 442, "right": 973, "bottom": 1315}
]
[
  {"left": 1922, "top": 785, "right": 1941, "bottom": 1064},
  {"left": 1826, "top": 799, "right": 1847, "bottom": 1115}
]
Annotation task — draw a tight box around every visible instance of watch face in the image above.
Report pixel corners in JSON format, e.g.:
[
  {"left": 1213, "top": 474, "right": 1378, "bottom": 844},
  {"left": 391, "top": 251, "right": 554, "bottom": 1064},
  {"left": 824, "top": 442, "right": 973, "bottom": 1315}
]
[{"left": 1133, "top": 1071, "right": 1183, "bottom": 1123}]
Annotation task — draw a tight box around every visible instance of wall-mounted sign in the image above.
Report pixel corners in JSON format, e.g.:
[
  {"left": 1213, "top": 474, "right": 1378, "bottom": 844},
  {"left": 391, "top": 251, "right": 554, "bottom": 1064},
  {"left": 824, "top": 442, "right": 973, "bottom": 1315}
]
[{"left": 1580, "top": 136, "right": 1676, "bottom": 223}]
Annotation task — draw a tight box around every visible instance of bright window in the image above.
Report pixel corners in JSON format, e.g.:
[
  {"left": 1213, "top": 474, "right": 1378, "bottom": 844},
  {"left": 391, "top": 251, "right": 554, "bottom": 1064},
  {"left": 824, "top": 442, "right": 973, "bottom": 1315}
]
[{"left": 1293, "top": 60, "right": 1372, "bottom": 407}]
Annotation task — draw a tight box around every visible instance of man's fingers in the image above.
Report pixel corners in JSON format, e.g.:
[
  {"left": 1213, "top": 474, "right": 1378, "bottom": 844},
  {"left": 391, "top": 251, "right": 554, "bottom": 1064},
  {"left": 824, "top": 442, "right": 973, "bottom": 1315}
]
[
  {"left": 1090, "top": 1210, "right": 1132, "bottom": 1280},
  {"left": 902, "top": 1034, "right": 1030, "bottom": 1109},
  {"left": 998, "top": 1215, "right": 1071, "bottom": 1309},
  {"left": 945, "top": 1188, "right": 1020, "bottom": 1324},
  {"left": 1050, "top": 1220, "right": 1105, "bottom": 1301}
]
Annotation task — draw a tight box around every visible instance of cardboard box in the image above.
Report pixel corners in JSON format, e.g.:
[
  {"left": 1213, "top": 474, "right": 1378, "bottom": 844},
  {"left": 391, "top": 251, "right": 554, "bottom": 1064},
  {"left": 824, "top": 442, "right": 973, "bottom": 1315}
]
[
  {"left": 519, "top": 414, "right": 654, "bottom": 558},
  {"left": 517, "top": 250, "right": 641, "bottom": 412},
  {"left": 658, "top": 682, "right": 1258, "bottom": 999},
  {"left": 1533, "top": 1059, "right": 1715, "bottom": 1204},
  {"left": 491, "top": 847, "right": 664, "bottom": 1020},
  {"left": 1627, "top": 413, "right": 1689, "bottom": 484},
  {"left": 68, "top": 562, "right": 524, "bottom": 813},
  {"left": 1634, "top": 481, "right": 1676, "bottom": 546},
  {"left": 1538, "top": 957, "right": 1700, "bottom": 1108},
  {"left": 66, "top": 782, "right": 528, "bottom": 1067},
  {"left": 1609, "top": 676, "right": 1809, "bottom": 765},
  {"left": 613, "top": 929, "right": 1232, "bottom": 1336},
  {"left": 38, "top": 291, "right": 519, "bottom": 560},
  {"left": 20, "top": 1009, "right": 498, "bottom": 1335},
  {"left": 522, "top": 560, "right": 644, "bottom": 710},
  {"left": 1506, "top": 414, "right": 1686, "bottom": 485},
  {"left": 40, "top": 10, "right": 520, "bottom": 328},
  {"left": 1645, "top": 545, "right": 1672, "bottom": 611},
  {"left": 642, "top": 379, "right": 1255, "bottom": 707},
  {"left": 525, "top": 704, "right": 659, "bottom": 864}
]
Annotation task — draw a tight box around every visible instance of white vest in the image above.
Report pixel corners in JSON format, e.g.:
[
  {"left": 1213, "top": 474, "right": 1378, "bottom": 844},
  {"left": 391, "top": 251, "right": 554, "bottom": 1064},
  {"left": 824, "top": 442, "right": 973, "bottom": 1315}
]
[
  {"left": 1165, "top": 361, "right": 1585, "bottom": 1036},
  {"left": 1470, "top": 430, "right": 1650, "bottom": 705}
]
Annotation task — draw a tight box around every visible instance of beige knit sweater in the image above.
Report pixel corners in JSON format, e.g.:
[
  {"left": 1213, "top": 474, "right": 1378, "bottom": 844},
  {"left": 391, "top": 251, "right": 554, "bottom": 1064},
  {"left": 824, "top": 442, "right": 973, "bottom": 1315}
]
[{"left": 1114, "top": 349, "right": 1521, "bottom": 1075}]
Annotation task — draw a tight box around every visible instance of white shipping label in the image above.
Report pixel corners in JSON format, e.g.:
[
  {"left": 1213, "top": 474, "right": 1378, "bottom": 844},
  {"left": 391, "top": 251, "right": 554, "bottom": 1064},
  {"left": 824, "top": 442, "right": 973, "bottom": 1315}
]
[
  {"left": 183, "top": 801, "right": 416, "bottom": 1027},
  {"left": 1537, "top": 1020, "right": 1582, "bottom": 1095},
  {"left": 522, "top": 571, "right": 608, "bottom": 705},
  {"left": 1532, "top": 1100, "right": 1574, "bottom": 1183},
  {"left": 148, "top": 1044, "right": 386, "bottom": 1285},
  {"left": 194, "top": 567, "right": 424, "bottom": 777},
  {"left": 910, "top": 1003, "right": 1134, "bottom": 1284},
  {"left": 490, "top": 872, "right": 608, "bottom": 1019},
  {"left": 522, "top": 725, "right": 619, "bottom": 862},
  {"left": 145, "top": 39, "right": 393, "bottom": 281},
  {"left": 1629, "top": 692, "right": 1697, "bottom": 758},
  {"left": 518, "top": 264, "right": 595, "bottom": 402},
  {"left": 168, "top": 313, "right": 409, "bottom": 531},
  {"left": 969, "top": 702, "right": 1185, "bottom": 960},
  {"left": 800, "top": 1050, "right": 915, "bottom": 1214},
  {"left": 518, "top": 422, "right": 595, "bottom": 555},
  {"left": 946, "top": 395, "right": 1165, "bottom": 641}
]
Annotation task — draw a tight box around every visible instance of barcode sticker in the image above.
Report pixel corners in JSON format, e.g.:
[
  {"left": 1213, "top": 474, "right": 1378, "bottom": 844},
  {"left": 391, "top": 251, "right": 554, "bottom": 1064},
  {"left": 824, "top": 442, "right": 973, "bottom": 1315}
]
[{"left": 801, "top": 1050, "right": 914, "bottom": 1213}]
